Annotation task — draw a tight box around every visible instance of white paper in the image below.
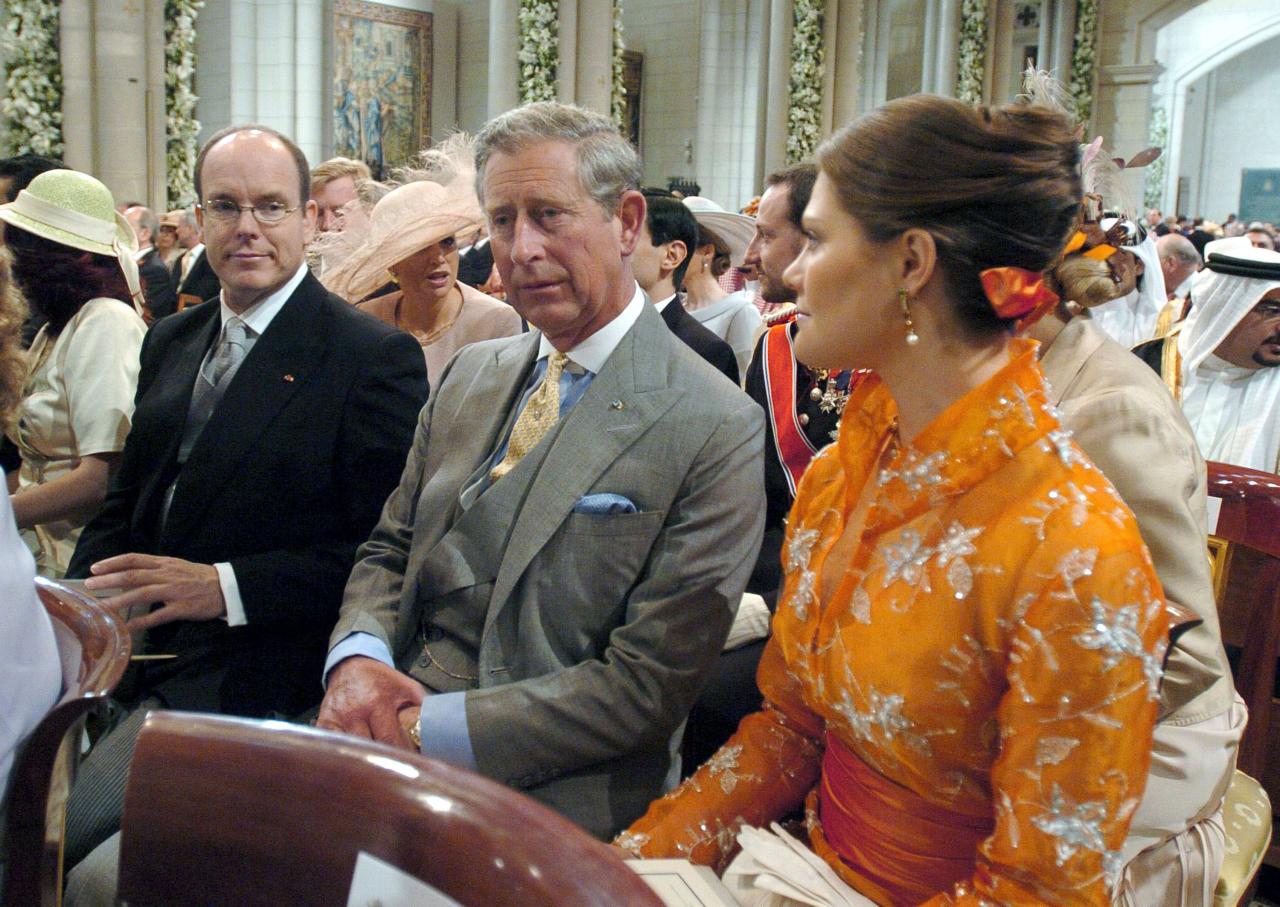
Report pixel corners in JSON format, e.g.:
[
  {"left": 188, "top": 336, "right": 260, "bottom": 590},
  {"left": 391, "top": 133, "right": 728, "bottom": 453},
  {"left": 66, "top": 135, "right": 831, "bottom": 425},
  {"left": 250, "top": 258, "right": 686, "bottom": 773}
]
[
  {"left": 346, "top": 852, "right": 464, "bottom": 907},
  {"left": 628, "top": 858, "right": 743, "bottom": 906},
  {"left": 723, "top": 824, "right": 877, "bottom": 907},
  {"left": 1206, "top": 495, "right": 1222, "bottom": 535}
]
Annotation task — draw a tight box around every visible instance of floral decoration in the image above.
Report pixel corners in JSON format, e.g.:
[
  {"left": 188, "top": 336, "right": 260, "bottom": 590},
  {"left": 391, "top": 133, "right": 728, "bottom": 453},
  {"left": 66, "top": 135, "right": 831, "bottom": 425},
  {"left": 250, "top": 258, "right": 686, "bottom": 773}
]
[
  {"left": 955, "top": 0, "right": 988, "bottom": 104},
  {"left": 786, "top": 0, "right": 824, "bottom": 165},
  {"left": 1, "top": 0, "right": 64, "bottom": 157},
  {"left": 519, "top": 0, "right": 559, "bottom": 104},
  {"left": 165, "top": 0, "right": 204, "bottom": 208},
  {"left": 1068, "top": 0, "right": 1098, "bottom": 125},
  {"left": 1143, "top": 105, "right": 1166, "bottom": 212},
  {"left": 611, "top": 1, "right": 626, "bottom": 130}
]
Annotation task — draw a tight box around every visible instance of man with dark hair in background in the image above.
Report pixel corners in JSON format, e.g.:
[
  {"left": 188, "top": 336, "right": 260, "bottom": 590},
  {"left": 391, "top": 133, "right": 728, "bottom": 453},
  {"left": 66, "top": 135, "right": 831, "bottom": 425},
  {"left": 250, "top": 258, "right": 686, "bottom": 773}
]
[
  {"left": 633, "top": 192, "right": 738, "bottom": 383},
  {"left": 124, "top": 205, "right": 178, "bottom": 323}
]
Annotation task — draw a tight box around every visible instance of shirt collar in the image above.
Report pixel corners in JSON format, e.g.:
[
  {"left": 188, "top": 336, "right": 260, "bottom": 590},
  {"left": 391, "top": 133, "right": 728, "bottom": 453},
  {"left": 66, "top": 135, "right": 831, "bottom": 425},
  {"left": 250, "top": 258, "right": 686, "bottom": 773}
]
[
  {"left": 536, "top": 283, "right": 646, "bottom": 374},
  {"left": 132, "top": 246, "right": 151, "bottom": 262},
  {"left": 653, "top": 293, "right": 677, "bottom": 314},
  {"left": 218, "top": 263, "right": 307, "bottom": 336}
]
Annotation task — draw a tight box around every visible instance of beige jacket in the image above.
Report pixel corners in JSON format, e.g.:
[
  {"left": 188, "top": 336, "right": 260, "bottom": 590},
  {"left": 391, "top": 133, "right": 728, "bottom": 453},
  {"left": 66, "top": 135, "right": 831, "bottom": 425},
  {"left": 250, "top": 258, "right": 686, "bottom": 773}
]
[{"left": 1040, "top": 314, "right": 1235, "bottom": 724}]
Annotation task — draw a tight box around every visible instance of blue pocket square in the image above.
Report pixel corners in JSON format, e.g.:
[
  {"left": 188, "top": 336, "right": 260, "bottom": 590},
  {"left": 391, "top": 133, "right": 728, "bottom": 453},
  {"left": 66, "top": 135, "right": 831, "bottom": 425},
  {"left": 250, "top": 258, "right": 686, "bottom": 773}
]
[{"left": 573, "top": 493, "right": 638, "bottom": 515}]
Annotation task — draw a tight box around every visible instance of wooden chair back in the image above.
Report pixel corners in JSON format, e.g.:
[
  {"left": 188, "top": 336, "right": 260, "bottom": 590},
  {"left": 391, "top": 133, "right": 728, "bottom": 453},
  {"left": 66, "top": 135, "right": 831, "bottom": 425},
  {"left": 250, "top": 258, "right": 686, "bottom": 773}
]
[
  {"left": 1205, "top": 461, "right": 1280, "bottom": 868},
  {"left": 116, "top": 711, "right": 664, "bottom": 907},
  {"left": 3, "top": 578, "right": 130, "bottom": 907}
]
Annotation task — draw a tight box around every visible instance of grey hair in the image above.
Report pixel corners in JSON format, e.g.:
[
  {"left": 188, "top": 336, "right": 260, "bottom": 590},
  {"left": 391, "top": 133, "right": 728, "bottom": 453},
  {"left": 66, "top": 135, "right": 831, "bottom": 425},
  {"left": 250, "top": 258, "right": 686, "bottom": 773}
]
[
  {"left": 127, "top": 206, "right": 159, "bottom": 240},
  {"left": 181, "top": 207, "right": 198, "bottom": 227},
  {"left": 1158, "top": 233, "right": 1202, "bottom": 266},
  {"left": 474, "top": 102, "right": 641, "bottom": 214}
]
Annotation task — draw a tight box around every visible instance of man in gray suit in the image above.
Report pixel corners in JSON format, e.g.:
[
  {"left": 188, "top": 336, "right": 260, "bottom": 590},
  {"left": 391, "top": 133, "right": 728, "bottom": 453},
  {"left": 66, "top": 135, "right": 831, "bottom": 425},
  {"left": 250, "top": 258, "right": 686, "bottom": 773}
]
[{"left": 317, "top": 102, "right": 765, "bottom": 838}]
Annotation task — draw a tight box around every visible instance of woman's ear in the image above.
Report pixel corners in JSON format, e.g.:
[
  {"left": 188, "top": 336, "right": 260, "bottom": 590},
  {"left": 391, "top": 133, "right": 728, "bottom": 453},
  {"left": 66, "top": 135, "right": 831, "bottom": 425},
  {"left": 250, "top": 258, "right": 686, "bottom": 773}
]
[{"left": 898, "top": 228, "right": 938, "bottom": 297}]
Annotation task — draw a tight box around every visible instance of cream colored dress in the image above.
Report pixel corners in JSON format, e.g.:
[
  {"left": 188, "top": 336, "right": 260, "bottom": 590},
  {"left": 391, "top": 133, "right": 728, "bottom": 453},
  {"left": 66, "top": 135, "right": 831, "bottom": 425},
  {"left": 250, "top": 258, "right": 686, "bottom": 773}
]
[{"left": 11, "top": 297, "right": 146, "bottom": 576}]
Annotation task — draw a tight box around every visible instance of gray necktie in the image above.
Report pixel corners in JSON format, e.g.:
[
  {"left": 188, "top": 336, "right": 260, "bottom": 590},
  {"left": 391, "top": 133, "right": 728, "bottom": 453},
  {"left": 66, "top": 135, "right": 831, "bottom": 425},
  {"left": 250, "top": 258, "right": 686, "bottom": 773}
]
[
  {"left": 178, "top": 316, "right": 250, "bottom": 463},
  {"left": 161, "top": 317, "right": 252, "bottom": 538}
]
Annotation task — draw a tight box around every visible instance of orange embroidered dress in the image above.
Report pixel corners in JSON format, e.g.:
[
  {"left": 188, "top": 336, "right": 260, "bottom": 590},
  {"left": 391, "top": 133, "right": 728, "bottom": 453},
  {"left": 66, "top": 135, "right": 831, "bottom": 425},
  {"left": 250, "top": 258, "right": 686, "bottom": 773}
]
[{"left": 622, "top": 341, "right": 1169, "bottom": 905}]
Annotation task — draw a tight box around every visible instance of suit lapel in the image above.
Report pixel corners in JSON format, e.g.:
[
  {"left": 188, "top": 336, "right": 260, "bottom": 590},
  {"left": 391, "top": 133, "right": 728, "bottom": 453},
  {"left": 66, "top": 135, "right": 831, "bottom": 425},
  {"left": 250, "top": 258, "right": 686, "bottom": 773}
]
[
  {"left": 161, "top": 276, "right": 328, "bottom": 547},
  {"left": 399, "top": 333, "right": 540, "bottom": 606},
  {"left": 483, "top": 305, "right": 684, "bottom": 640},
  {"left": 133, "top": 305, "right": 220, "bottom": 523}
]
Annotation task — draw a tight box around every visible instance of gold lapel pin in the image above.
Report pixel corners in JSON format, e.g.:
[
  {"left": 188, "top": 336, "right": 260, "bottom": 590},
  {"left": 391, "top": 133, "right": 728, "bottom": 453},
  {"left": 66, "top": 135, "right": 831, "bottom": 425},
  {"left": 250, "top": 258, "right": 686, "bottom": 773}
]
[
  {"left": 610, "top": 399, "right": 625, "bottom": 411},
  {"left": 283, "top": 374, "right": 295, "bottom": 382}
]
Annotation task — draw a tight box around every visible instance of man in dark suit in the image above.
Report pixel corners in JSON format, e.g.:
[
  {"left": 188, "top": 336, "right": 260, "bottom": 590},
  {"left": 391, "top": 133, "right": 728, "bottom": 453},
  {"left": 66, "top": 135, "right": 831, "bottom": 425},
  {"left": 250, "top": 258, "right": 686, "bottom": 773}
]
[
  {"left": 124, "top": 205, "right": 178, "bottom": 322},
  {"left": 63, "top": 124, "right": 428, "bottom": 877},
  {"left": 633, "top": 194, "right": 739, "bottom": 384},
  {"left": 173, "top": 208, "right": 222, "bottom": 308}
]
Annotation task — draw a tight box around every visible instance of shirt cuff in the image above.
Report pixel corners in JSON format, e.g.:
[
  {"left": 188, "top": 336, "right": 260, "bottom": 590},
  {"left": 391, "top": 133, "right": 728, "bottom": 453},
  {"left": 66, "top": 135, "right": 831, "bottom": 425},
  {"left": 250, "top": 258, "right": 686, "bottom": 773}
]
[
  {"left": 323, "top": 631, "right": 395, "bottom": 688},
  {"left": 723, "top": 592, "right": 772, "bottom": 651},
  {"left": 419, "top": 692, "right": 477, "bottom": 770},
  {"left": 214, "top": 562, "right": 245, "bottom": 627}
]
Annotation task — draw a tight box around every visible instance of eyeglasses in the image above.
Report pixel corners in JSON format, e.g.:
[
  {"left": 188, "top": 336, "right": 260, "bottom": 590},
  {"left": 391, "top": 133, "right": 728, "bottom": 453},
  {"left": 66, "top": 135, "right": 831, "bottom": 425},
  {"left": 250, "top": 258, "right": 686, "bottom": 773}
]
[
  {"left": 1249, "top": 300, "right": 1280, "bottom": 321},
  {"left": 200, "top": 199, "right": 301, "bottom": 225}
]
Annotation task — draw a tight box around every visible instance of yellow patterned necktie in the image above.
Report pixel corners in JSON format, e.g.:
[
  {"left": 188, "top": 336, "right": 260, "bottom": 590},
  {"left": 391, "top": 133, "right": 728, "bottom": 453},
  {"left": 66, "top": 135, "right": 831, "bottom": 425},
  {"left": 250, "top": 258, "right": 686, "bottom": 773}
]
[{"left": 490, "top": 352, "right": 568, "bottom": 482}]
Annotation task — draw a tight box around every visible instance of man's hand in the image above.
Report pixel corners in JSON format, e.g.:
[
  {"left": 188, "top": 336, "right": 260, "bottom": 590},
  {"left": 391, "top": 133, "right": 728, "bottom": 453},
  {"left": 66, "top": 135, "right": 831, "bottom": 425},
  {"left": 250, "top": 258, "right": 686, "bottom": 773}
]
[
  {"left": 316, "top": 656, "right": 426, "bottom": 751},
  {"left": 86, "top": 554, "right": 224, "bottom": 633}
]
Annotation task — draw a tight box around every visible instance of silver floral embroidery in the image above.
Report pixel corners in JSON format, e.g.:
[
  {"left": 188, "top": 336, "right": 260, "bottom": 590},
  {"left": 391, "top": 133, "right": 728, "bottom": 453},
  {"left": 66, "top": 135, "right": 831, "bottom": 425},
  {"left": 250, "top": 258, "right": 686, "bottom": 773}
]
[
  {"left": 1047, "top": 548, "right": 1097, "bottom": 600},
  {"left": 1042, "top": 428, "right": 1089, "bottom": 469},
  {"left": 1031, "top": 784, "right": 1121, "bottom": 870},
  {"left": 880, "top": 528, "right": 933, "bottom": 589},
  {"left": 1022, "top": 482, "right": 1093, "bottom": 540},
  {"left": 1073, "top": 598, "right": 1145, "bottom": 670},
  {"left": 878, "top": 449, "right": 948, "bottom": 494},
  {"left": 614, "top": 829, "right": 650, "bottom": 856},
  {"left": 934, "top": 522, "right": 982, "bottom": 599},
  {"left": 1035, "top": 736, "right": 1080, "bottom": 767},
  {"left": 786, "top": 527, "right": 821, "bottom": 573},
  {"left": 791, "top": 569, "right": 815, "bottom": 620},
  {"left": 705, "top": 743, "right": 753, "bottom": 795},
  {"left": 946, "top": 558, "right": 974, "bottom": 599},
  {"left": 851, "top": 585, "right": 872, "bottom": 624},
  {"left": 834, "top": 687, "right": 932, "bottom": 756}
]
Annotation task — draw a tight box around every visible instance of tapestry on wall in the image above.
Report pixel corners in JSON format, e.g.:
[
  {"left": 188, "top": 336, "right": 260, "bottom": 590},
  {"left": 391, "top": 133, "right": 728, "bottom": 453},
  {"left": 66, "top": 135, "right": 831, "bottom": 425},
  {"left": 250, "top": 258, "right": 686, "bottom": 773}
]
[{"left": 331, "top": 0, "right": 432, "bottom": 177}]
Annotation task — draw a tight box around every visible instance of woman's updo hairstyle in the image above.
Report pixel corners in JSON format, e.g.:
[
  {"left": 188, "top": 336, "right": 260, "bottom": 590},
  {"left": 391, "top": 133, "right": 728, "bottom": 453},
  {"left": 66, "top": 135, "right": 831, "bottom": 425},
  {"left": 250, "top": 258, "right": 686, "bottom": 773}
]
[
  {"left": 816, "top": 94, "right": 1081, "bottom": 334},
  {"left": 694, "top": 223, "right": 733, "bottom": 279}
]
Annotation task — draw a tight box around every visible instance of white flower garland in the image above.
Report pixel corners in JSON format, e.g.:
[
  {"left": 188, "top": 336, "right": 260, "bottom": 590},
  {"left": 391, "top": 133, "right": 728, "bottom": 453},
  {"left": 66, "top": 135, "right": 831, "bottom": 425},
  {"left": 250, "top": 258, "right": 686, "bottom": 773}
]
[
  {"left": 518, "top": 0, "right": 558, "bottom": 104},
  {"left": 955, "top": 0, "right": 987, "bottom": 104},
  {"left": 611, "top": 1, "right": 626, "bottom": 130},
  {"left": 165, "top": 0, "right": 204, "bottom": 208},
  {"left": 786, "top": 0, "right": 824, "bottom": 165},
  {"left": 1, "top": 0, "right": 63, "bottom": 157},
  {"left": 1144, "top": 105, "right": 1167, "bottom": 212},
  {"left": 1069, "top": 0, "right": 1098, "bottom": 124}
]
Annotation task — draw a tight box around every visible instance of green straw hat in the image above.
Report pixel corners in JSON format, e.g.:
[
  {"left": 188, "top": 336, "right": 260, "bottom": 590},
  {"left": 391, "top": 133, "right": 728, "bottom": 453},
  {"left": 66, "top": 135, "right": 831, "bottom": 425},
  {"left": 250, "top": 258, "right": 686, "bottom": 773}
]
[{"left": 0, "top": 169, "right": 144, "bottom": 310}]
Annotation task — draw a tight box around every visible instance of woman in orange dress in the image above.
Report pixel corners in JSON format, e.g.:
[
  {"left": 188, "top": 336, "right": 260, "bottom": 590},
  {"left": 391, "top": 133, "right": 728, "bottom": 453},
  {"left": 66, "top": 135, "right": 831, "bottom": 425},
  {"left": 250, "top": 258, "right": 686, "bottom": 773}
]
[{"left": 620, "top": 95, "right": 1170, "bottom": 905}]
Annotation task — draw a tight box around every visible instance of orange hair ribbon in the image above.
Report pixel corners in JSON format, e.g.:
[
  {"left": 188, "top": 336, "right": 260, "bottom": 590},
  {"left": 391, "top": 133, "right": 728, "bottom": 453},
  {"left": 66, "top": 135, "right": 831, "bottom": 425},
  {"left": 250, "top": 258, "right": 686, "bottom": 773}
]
[{"left": 979, "top": 266, "right": 1060, "bottom": 333}]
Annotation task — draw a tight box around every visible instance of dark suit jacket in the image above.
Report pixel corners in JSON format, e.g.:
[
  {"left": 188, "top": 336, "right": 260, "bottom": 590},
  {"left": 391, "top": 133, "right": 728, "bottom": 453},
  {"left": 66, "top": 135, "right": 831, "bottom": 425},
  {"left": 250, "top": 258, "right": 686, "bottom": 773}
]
[
  {"left": 659, "top": 294, "right": 739, "bottom": 384},
  {"left": 138, "top": 248, "right": 177, "bottom": 321},
  {"left": 457, "top": 239, "right": 494, "bottom": 288},
  {"left": 68, "top": 272, "right": 428, "bottom": 717},
  {"left": 174, "top": 248, "right": 221, "bottom": 308}
]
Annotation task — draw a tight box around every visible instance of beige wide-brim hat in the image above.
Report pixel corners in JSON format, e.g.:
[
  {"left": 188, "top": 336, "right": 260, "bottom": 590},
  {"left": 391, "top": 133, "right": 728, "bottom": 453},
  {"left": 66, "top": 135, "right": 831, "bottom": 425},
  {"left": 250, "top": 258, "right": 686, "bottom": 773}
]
[
  {"left": 682, "top": 196, "right": 756, "bottom": 267},
  {"left": 325, "top": 181, "right": 483, "bottom": 303},
  {"left": 0, "top": 169, "right": 144, "bottom": 311}
]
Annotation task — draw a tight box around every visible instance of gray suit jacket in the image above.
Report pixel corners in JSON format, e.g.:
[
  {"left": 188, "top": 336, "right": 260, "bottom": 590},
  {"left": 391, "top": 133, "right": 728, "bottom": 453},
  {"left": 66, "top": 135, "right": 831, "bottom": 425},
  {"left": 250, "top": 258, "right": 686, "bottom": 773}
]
[
  {"left": 1040, "top": 313, "right": 1234, "bottom": 725},
  {"left": 330, "top": 302, "right": 765, "bottom": 837}
]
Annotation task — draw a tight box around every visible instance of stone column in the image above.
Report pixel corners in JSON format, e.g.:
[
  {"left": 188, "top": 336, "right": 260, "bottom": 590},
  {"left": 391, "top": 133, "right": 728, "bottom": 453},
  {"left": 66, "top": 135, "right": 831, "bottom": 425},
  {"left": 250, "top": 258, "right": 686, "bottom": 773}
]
[
  {"left": 557, "top": 0, "right": 578, "bottom": 104},
  {"left": 488, "top": 0, "right": 520, "bottom": 117},
  {"left": 575, "top": 0, "right": 614, "bottom": 116},
  {"left": 60, "top": 0, "right": 95, "bottom": 176},
  {"left": 91, "top": 0, "right": 155, "bottom": 206},
  {"left": 933, "top": 0, "right": 960, "bottom": 96},
  {"left": 761, "top": 0, "right": 793, "bottom": 178},
  {"left": 822, "top": 0, "right": 864, "bottom": 137}
]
